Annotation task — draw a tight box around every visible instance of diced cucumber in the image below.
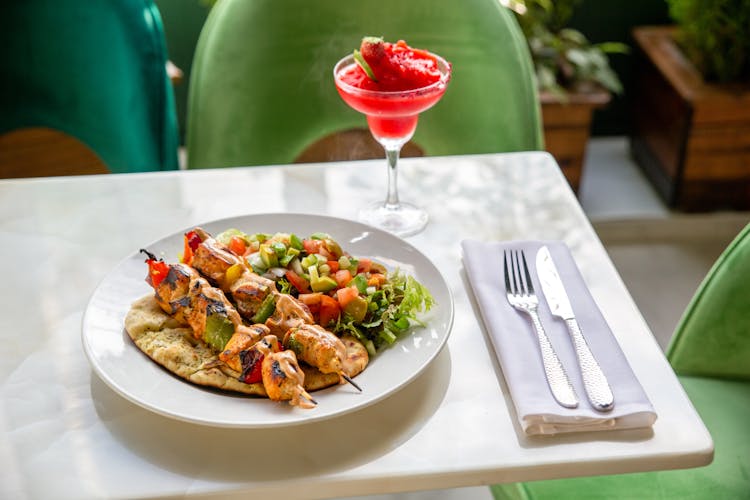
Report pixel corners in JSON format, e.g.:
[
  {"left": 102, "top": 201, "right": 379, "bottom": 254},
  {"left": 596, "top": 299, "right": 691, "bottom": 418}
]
[{"left": 289, "top": 233, "right": 304, "bottom": 250}]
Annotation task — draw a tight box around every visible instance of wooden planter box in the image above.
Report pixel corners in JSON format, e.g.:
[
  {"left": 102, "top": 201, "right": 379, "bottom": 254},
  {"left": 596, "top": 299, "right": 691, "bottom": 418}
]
[
  {"left": 631, "top": 26, "right": 750, "bottom": 211},
  {"left": 541, "top": 90, "right": 610, "bottom": 193}
]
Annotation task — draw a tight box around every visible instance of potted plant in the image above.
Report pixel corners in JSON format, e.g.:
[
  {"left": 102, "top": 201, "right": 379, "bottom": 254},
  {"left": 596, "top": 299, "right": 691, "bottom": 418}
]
[
  {"left": 506, "top": 0, "right": 627, "bottom": 192},
  {"left": 630, "top": 0, "right": 750, "bottom": 210}
]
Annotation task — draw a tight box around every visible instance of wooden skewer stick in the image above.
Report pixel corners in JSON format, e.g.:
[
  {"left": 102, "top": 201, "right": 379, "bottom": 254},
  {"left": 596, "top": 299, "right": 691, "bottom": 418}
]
[
  {"left": 302, "top": 390, "right": 318, "bottom": 405},
  {"left": 342, "top": 374, "right": 362, "bottom": 392}
]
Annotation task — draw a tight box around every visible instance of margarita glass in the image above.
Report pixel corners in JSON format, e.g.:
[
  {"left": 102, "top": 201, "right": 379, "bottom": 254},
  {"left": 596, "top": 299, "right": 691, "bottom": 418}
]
[{"left": 333, "top": 48, "right": 451, "bottom": 237}]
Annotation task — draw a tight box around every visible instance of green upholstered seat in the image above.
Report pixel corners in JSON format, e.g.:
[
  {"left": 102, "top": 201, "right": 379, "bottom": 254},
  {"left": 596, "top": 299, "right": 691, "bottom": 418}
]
[
  {"left": 668, "top": 223, "right": 750, "bottom": 380},
  {"left": 491, "top": 223, "right": 750, "bottom": 499},
  {"left": 186, "top": 0, "right": 542, "bottom": 169},
  {"left": 0, "top": 0, "right": 179, "bottom": 173}
]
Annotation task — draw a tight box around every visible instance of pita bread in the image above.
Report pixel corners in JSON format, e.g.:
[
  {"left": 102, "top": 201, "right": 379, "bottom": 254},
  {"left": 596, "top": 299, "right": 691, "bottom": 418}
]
[{"left": 124, "top": 294, "right": 368, "bottom": 396}]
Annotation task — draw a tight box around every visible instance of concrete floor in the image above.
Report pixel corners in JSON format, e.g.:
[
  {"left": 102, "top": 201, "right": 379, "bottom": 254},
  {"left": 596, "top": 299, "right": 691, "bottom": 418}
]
[{"left": 579, "top": 137, "right": 749, "bottom": 350}]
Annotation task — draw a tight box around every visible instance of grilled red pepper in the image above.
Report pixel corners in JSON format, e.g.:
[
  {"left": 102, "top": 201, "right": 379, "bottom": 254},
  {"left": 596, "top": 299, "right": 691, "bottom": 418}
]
[
  {"left": 140, "top": 249, "right": 169, "bottom": 288},
  {"left": 181, "top": 230, "right": 203, "bottom": 265},
  {"left": 239, "top": 349, "right": 264, "bottom": 384}
]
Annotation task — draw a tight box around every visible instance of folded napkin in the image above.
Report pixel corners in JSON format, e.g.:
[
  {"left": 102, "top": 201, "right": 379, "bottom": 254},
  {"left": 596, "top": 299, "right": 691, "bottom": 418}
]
[{"left": 462, "top": 239, "right": 657, "bottom": 436}]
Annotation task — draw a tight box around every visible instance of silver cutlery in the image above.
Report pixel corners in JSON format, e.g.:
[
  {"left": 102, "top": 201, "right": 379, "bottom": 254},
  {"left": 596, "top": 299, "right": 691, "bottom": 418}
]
[
  {"left": 504, "top": 250, "right": 579, "bottom": 409},
  {"left": 536, "top": 246, "right": 615, "bottom": 412}
]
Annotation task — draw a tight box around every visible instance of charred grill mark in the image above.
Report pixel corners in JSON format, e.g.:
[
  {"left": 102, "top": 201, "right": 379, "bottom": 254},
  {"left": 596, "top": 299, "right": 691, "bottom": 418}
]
[
  {"left": 238, "top": 349, "right": 263, "bottom": 383},
  {"left": 165, "top": 266, "right": 190, "bottom": 287},
  {"left": 205, "top": 298, "right": 227, "bottom": 317},
  {"left": 169, "top": 296, "right": 191, "bottom": 313},
  {"left": 271, "top": 360, "right": 286, "bottom": 380}
]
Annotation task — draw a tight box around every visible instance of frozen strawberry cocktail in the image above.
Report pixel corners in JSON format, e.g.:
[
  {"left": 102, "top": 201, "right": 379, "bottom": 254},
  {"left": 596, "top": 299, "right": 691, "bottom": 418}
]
[
  {"left": 333, "top": 37, "right": 451, "bottom": 237},
  {"left": 334, "top": 37, "right": 451, "bottom": 140}
]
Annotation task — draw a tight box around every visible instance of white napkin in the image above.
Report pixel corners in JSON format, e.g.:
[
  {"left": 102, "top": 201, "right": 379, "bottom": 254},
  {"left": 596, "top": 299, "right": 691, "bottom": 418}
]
[{"left": 462, "top": 239, "right": 657, "bottom": 436}]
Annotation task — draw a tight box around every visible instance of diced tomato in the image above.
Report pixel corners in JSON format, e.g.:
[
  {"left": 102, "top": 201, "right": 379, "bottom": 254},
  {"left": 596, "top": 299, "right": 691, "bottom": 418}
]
[
  {"left": 303, "top": 239, "right": 333, "bottom": 259},
  {"left": 357, "top": 258, "right": 372, "bottom": 274},
  {"left": 286, "top": 270, "right": 311, "bottom": 293},
  {"left": 228, "top": 235, "right": 247, "bottom": 256},
  {"left": 334, "top": 269, "right": 353, "bottom": 288},
  {"left": 303, "top": 239, "right": 322, "bottom": 255},
  {"left": 326, "top": 260, "right": 340, "bottom": 273},
  {"left": 319, "top": 295, "right": 341, "bottom": 326},
  {"left": 298, "top": 292, "right": 322, "bottom": 306},
  {"left": 298, "top": 293, "right": 322, "bottom": 315},
  {"left": 336, "top": 286, "right": 360, "bottom": 309},
  {"left": 146, "top": 259, "right": 170, "bottom": 288}
]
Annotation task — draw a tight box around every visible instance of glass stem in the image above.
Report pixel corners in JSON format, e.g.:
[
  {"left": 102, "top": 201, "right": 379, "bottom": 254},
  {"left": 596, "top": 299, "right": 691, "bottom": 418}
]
[{"left": 384, "top": 145, "right": 402, "bottom": 209}]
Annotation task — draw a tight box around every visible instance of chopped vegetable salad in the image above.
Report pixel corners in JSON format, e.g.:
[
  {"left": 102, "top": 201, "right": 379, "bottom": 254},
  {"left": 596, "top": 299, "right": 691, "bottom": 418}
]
[{"left": 212, "top": 229, "right": 434, "bottom": 356}]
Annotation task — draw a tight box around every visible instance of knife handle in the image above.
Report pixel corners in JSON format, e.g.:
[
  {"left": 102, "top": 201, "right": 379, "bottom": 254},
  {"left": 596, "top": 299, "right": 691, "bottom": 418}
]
[
  {"left": 565, "top": 318, "right": 615, "bottom": 412},
  {"left": 529, "top": 310, "right": 579, "bottom": 409}
]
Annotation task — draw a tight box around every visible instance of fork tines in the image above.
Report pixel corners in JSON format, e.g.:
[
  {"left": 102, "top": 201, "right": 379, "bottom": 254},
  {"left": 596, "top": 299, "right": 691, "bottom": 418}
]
[{"left": 504, "top": 249, "right": 534, "bottom": 297}]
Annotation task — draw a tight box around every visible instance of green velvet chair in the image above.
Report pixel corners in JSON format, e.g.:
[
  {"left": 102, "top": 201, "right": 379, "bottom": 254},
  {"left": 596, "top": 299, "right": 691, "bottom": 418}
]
[
  {"left": 491, "top": 223, "right": 750, "bottom": 499},
  {"left": 0, "top": 0, "right": 179, "bottom": 174},
  {"left": 186, "top": 0, "right": 542, "bottom": 169}
]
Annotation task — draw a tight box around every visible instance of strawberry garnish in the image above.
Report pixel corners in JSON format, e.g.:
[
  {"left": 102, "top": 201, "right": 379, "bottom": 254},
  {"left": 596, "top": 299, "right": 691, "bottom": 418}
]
[{"left": 354, "top": 36, "right": 385, "bottom": 82}]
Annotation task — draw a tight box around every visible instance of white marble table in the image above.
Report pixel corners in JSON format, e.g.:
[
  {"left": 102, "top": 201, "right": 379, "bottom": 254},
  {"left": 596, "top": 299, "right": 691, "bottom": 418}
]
[{"left": 0, "top": 153, "right": 712, "bottom": 499}]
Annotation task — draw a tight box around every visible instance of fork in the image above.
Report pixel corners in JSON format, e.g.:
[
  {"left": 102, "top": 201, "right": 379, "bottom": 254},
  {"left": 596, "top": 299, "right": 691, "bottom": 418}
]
[{"left": 504, "top": 250, "right": 579, "bottom": 409}]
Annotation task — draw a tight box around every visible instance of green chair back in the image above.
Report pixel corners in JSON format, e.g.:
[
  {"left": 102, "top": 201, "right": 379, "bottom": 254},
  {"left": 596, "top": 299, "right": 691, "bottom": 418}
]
[
  {"left": 667, "top": 222, "right": 750, "bottom": 379},
  {"left": 187, "top": 0, "right": 542, "bottom": 169},
  {"left": 0, "top": 0, "right": 179, "bottom": 174}
]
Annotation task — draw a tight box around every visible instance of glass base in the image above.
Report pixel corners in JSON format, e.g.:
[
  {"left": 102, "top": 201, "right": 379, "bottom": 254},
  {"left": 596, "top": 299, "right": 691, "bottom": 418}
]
[{"left": 358, "top": 201, "right": 428, "bottom": 237}]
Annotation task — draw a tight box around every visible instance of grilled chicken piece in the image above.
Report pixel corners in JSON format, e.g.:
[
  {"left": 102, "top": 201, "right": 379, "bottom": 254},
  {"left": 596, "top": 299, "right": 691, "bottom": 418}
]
[
  {"left": 147, "top": 256, "right": 243, "bottom": 343},
  {"left": 341, "top": 335, "right": 369, "bottom": 378},
  {"left": 230, "top": 270, "right": 276, "bottom": 319},
  {"left": 265, "top": 293, "right": 314, "bottom": 338},
  {"left": 235, "top": 335, "right": 315, "bottom": 408},
  {"left": 183, "top": 276, "right": 243, "bottom": 340},
  {"left": 284, "top": 324, "right": 348, "bottom": 383},
  {"left": 187, "top": 228, "right": 277, "bottom": 320},
  {"left": 261, "top": 350, "right": 315, "bottom": 408},
  {"left": 189, "top": 227, "right": 242, "bottom": 285},
  {"left": 152, "top": 263, "right": 198, "bottom": 323},
  {"left": 219, "top": 323, "right": 269, "bottom": 372}
]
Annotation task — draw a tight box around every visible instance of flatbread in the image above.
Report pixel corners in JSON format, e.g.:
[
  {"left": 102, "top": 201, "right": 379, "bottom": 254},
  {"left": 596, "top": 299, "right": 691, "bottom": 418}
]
[{"left": 124, "top": 294, "right": 368, "bottom": 396}]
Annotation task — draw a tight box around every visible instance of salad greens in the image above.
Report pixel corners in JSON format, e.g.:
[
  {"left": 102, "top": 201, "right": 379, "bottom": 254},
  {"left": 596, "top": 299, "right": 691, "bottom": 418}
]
[{"left": 216, "top": 228, "right": 434, "bottom": 355}]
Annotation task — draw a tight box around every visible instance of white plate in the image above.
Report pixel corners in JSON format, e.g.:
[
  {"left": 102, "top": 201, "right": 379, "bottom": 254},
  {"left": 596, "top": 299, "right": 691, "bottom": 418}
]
[{"left": 82, "top": 213, "right": 453, "bottom": 428}]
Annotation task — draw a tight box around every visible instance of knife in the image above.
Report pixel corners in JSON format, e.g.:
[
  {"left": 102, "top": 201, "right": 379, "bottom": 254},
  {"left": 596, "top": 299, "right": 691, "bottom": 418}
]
[{"left": 536, "top": 246, "right": 615, "bottom": 412}]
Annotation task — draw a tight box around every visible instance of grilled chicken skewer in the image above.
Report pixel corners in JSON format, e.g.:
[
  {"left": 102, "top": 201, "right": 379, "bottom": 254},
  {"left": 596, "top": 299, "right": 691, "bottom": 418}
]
[
  {"left": 184, "top": 228, "right": 364, "bottom": 392},
  {"left": 140, "top": 249, "right": 314, "bottom": 407}
]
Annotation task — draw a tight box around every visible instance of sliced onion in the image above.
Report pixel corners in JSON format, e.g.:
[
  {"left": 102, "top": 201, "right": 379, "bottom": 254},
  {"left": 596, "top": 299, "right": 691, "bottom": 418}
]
[{"left": 268, "top": 267, "right": 287, "bottom": 278}]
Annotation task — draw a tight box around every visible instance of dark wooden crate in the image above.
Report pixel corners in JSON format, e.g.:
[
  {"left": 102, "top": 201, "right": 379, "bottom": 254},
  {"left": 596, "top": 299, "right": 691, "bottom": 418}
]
[{"left": 630, "top": 26, "right": 750, "bottom": 211}]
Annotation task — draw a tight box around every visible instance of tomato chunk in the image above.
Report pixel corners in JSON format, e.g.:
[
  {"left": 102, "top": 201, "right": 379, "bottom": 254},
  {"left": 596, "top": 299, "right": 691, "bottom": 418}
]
[
  {"left": 336, "top": 286, "right": 360, "bottom": 309},
  {"left": 319, "top": 295, "right": 341, "bottom": 326},
  {"left": 286, "top": 270, "right": 311, "bottom": 293},
  {"left": 357, "top": 258, "right": 372, "bottom": 274},
  {"left": 334, "top": 269, "right": 353, "bottom": 289},
  {"left": 228, "top": 235, "right": 247, "bottom": 256}
]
